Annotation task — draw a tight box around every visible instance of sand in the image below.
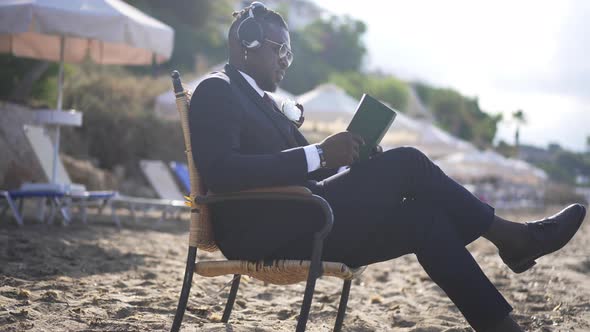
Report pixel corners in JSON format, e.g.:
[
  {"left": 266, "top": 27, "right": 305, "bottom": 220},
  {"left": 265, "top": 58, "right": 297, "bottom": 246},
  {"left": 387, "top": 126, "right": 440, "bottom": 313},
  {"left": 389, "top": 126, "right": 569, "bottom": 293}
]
[{"left": 1, "top": 206, "right": 589, "bottom": 332}]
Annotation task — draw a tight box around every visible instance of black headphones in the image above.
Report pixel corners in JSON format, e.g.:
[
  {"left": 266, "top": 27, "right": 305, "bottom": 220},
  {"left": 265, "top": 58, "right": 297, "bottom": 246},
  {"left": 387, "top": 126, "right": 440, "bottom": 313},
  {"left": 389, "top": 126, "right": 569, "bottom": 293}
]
[{"left": 237, "top": 2, "right": 268, "bottom": 49}]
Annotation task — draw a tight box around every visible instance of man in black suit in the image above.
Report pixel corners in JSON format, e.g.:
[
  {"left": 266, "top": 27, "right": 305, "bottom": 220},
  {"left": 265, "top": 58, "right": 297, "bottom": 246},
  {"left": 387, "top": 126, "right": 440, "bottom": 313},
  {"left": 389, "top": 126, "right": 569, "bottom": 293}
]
[{"left": 189, "top": 3, "right": 586, "bottom": 331}]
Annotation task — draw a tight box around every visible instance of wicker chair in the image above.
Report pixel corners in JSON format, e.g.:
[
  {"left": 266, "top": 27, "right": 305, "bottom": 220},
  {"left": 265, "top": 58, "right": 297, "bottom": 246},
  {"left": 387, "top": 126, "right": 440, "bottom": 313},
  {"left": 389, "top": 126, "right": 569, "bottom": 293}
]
[{"left": 170, "top": 71, "right": 366, "bottom": 332}]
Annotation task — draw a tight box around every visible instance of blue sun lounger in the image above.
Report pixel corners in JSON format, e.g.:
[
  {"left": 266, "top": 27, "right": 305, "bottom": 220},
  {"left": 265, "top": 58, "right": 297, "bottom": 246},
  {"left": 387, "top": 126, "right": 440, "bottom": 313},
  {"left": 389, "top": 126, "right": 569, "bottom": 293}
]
[
  {"left": 169, "top": 161, "right": 190, "bottom": 194},
  {"left": 0, "top": 189, "right": 67, "bottom": 226},
  {"left": 0, "top": 187, "right": 117, "bottom": 226}
]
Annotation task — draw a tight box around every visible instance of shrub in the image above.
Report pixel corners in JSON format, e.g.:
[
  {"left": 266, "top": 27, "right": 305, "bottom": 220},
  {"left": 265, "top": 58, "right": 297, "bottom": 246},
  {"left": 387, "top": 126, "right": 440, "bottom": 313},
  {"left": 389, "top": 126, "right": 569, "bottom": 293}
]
[
  {"left": 60, "top": 65, "right": 184, "bottom": 181},
  {"left": 330, "top": 71, "right": 408, "bottom": 111}
]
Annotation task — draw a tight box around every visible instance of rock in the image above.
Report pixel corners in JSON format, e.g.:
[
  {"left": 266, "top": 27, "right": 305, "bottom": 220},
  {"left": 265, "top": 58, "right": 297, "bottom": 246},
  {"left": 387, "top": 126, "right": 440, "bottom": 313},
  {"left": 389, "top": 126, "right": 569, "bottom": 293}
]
[{"left": 61, "top": 154, "right": 117, "bottom": 190}]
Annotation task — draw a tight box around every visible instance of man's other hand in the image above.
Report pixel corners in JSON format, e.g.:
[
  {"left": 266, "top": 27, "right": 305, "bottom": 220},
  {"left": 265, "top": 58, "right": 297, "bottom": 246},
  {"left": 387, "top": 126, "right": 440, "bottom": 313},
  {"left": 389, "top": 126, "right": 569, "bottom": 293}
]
[{"left": 319, "top": 131, "right": 365, "bottom": 168}]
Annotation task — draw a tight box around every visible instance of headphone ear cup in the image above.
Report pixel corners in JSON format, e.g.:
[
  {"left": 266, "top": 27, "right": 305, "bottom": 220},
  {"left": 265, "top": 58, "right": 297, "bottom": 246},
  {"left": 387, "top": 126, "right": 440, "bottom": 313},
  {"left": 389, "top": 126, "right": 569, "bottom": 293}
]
[{"left": 238, "top": 17, "right": 264, "bottom": 49}]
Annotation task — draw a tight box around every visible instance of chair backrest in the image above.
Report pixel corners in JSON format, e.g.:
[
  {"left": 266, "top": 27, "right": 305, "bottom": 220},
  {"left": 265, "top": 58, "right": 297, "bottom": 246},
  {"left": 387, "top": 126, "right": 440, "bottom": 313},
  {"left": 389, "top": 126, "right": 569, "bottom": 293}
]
[
  {"left": 171, "top": 70, "right": 218, "bottom": 252},
  {"left": 169, "top": 161, "right": 191, "bottom": 194},
  {"left": 139, "top": 159, "right": 185, "bottom": 200},
  {"left": 23, "top": 124, "right": 72, "bottom": 184}
]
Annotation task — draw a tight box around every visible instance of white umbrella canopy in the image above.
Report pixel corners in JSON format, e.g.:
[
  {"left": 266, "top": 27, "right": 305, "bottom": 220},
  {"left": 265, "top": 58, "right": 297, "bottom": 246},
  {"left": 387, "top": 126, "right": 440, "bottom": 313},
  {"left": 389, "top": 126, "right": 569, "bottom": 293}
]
[
  {"left": 0, "top": 0, "right": 174, "bottom": 64},
  {"left": 297, "top": 83, "right": 357, "bottom": 125},
  {"left": 0, "top": 0, "right": 174, "bottom": 184},
  {"left": 295, "top": 85, "right": 475, "bottom": 158},
  {"left": 383, "top": 111, "right": 476, "bottom": 158},
  {"left": 437, "top": 150, "right": 509, "bottom": 180},
  {"left": 503, "top": 158, "right": 548, "bottom": 186},
  {"left": 436, "top": 150, "right": 547, "bottom": 186}
]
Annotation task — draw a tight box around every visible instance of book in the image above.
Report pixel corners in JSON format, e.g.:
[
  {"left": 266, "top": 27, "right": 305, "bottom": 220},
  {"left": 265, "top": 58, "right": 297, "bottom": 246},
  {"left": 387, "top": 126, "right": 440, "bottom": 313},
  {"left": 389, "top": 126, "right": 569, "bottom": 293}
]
[{"left": 347, "top": 94, "right": 397, "bottom": 161}]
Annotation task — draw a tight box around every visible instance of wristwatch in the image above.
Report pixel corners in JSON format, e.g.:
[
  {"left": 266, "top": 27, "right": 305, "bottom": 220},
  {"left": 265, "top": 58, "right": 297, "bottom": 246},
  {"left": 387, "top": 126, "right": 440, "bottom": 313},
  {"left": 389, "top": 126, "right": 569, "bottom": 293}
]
[{"left": 316, "top": 145, "right": 327, "bottom": 169}]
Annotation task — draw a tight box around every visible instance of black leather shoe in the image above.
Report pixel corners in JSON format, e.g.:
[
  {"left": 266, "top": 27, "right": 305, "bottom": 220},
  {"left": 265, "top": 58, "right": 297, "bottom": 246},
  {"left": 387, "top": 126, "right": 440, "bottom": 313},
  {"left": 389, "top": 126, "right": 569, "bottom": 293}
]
[{"left": 500, "top": 204, "right": 586, "bottom": 274}]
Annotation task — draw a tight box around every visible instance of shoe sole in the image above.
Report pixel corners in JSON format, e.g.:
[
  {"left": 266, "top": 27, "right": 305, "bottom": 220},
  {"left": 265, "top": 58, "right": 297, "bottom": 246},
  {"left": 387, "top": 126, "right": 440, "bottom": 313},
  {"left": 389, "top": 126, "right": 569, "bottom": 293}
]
[{"left": 506, "top": 205, "right": 586, "bottom": 274}]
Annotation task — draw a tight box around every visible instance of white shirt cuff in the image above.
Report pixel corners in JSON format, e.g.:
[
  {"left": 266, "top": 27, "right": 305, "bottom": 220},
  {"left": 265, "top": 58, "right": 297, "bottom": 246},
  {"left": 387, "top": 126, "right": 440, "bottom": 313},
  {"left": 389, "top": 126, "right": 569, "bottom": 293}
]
[{"left": 303, "top": 144, "right": 321, "bottom": 173}]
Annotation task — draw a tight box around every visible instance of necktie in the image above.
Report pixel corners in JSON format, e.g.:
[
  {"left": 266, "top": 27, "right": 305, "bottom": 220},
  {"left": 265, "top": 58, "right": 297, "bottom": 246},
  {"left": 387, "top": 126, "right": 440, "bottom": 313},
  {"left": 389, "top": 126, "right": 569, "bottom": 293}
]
[{"left": 263, "top": 93, "right": 279, "bottom": 112}]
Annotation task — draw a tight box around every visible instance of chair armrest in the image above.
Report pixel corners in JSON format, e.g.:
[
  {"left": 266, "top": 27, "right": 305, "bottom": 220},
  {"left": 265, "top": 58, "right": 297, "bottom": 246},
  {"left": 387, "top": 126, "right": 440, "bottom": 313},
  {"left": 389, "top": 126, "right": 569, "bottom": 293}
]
[
  {"left": 212, "top": 185, "right": 311, "bottom": 196},
  {"left": 196, "top": 185, "right": 314, "bottom": 204},
  {"left": 195, "top": 186, "right": 332, "bottom": 239},
  {"left": 196, "top": 185, "right": 313, "bottom": 205}
]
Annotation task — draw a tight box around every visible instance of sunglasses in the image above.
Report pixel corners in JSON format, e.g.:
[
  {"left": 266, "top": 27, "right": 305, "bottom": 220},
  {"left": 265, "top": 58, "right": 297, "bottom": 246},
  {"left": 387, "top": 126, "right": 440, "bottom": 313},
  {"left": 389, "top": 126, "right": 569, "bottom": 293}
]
[{"left": 265, "top": 39, "right": 293, "bottom": 66}]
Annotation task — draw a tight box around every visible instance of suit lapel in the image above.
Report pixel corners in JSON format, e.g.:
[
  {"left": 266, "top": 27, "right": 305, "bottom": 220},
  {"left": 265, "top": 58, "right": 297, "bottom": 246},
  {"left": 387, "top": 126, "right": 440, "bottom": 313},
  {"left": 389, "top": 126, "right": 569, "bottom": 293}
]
[{"left": 225, "top": 64, "right": 299, "bottom": 147}]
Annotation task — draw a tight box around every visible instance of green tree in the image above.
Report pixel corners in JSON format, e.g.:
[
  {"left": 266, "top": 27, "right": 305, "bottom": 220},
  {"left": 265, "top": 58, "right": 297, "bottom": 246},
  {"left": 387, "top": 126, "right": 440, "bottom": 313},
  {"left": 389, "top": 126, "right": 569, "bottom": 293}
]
[
  {"left": 125, "top": 0, "right": 235, "bottom": 72},
  {"left": 329, "top": 71, "right": 408, "bottom": 111},
  {"left": 512, "top": 109, "right": 526, "bottom": 155},
  {"left": 281, "top": 16, "right": 367, "bottom": 94},
  {"left": 0, "top": 55, "right": 61, "bottom": 106},
  {"left": 413, "top": 82, "right": 501, "bottom": 147}
]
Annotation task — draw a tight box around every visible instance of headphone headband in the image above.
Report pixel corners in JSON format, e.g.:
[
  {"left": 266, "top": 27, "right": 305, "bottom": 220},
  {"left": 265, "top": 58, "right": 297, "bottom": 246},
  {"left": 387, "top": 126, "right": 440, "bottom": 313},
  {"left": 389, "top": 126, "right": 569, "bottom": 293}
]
[{"left": 237, "top": 2, "right": 268, "bottom": 49}]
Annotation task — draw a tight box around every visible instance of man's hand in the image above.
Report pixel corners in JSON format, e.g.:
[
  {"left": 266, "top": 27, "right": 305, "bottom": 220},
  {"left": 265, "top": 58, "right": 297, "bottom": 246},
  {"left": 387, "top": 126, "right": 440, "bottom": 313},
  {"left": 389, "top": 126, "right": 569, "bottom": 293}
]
[{"left": 318, "top": 131, "right": 365, "bottom": 168}]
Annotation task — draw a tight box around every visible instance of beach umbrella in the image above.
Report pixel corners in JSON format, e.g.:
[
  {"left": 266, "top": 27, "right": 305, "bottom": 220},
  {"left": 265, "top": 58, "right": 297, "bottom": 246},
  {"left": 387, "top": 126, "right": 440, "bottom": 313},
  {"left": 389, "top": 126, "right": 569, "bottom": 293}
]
[
  {"left": 435, "top": 150, "right": 547, "bottom": 185},
  {"left": 435, "top": 150, "right": 512, "bottom": 182},
  {"left": 297, "top": 83, "right": 357, "bottom": 125},
  {"left": 0, "top": 0, "right": 174, "bottom": 184},
  {"left": 383, "top": 111, "right": 476, "bottom": 158}
]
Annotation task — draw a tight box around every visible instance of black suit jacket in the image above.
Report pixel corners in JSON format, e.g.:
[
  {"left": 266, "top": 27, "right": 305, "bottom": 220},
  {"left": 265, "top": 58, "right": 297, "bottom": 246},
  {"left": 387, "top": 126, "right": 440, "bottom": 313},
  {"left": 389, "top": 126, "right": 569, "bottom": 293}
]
[{"left": 189, "top": 64, "right": 335, "bottom": 260}]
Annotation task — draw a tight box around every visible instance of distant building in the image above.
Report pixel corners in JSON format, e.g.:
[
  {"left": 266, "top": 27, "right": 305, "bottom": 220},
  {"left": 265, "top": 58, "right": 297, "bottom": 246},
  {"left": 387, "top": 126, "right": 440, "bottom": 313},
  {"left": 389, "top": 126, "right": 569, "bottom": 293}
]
[{"left": 237, "top": 0, "right": 323, "bottom": 31}]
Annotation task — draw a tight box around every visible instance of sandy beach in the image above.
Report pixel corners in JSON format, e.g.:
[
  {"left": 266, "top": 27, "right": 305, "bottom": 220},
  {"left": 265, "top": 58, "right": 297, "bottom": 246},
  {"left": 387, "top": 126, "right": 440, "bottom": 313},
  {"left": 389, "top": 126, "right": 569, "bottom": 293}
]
[{"left": 1, "top": 206, "right": 588, "bottom": 332}]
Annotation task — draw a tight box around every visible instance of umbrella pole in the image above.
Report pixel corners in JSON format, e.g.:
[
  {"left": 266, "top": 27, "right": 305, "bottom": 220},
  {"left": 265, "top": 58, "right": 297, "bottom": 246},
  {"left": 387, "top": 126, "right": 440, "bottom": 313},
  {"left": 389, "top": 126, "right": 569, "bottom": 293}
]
[{"left": 51, "top": 36, "right": 65, "bottom": 184}]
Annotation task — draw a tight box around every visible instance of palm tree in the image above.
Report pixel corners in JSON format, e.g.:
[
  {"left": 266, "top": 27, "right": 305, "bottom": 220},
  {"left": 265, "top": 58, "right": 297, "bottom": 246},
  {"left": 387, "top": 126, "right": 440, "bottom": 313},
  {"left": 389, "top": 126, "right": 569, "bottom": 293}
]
[{"left": 512, "top": 109, "right": 526, "bottom": 157}]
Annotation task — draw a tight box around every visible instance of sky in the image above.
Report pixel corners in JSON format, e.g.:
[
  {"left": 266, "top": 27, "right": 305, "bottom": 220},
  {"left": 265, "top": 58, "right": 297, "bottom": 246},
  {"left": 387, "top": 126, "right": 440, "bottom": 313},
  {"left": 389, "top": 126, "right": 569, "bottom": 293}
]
[{"left": 313, "top": 0, "right": 590, "bottom": 151}]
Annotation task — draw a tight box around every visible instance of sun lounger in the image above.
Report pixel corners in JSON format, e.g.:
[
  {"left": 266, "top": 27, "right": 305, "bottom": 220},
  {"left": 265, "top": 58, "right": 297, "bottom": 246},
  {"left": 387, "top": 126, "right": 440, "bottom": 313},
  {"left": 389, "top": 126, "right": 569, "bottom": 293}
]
[
  {"left": 0, "top": 189, "right": 68, "bottom": 226},
  {"left": 169, "top": 161, "right": 190, "bottom": 194},
  {"left": 20, "top": 125, "right": 117, "bottom": 223},
  {"left": 139, "top": 160, "right": 185, "bottom": 200},
  {"left": 109, "top": 194, "right": 186, "bottom": 226},
  {"left": 18, "top": 125, "right": 186, "bottom": 226}
]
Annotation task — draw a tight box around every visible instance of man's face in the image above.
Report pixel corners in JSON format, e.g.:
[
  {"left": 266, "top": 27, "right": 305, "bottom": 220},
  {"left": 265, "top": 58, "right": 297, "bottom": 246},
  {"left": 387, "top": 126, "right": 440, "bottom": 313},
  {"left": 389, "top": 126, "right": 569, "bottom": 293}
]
[{"left": 246, "top": 25, "right": 291, "bottom": 92}]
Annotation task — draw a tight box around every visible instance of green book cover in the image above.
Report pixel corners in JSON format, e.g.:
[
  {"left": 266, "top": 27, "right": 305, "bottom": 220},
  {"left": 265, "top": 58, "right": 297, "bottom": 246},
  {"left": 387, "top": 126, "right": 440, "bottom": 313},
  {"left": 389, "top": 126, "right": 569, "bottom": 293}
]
[{"left": 347, "top": 94, "right": 397, "bottom": 161}]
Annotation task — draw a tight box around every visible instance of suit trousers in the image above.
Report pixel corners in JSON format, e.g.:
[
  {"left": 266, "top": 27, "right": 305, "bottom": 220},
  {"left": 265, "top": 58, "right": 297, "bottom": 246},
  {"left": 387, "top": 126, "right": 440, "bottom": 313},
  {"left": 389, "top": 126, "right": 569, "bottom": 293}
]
[{"left": 269, "top": 147, "right": 512, "bottom": 331}]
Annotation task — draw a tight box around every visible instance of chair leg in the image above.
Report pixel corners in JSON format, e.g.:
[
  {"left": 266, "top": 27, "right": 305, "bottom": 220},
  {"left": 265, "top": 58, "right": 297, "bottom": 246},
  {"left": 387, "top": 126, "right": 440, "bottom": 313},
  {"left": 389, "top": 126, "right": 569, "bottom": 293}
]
[
  {"left": 37, "top": 198, "right": 46, "bottom": 223},
  {"left": 80, "top": 201, "right": 88, "bottom": 224},
  {"left": 160, "top": 206, "right": 169, "bottom": 224},
  {"left": 296, "top": 236, "right": 325, "bottom": 332},
  {"left": 222, "top": 274, "right": 241, "bottom": 323},
  {"left": 47, "top": 199, "right": 57, "bottom": 225},
  {"left": 18, "top": 198, "right": 24, "bottom": 216},
  {"left": 2, "top": 193, "right": 24, "bottom": 226},
  {"left": 171, "top": 246, "right": 197, "bottom": 332},
  {"left": 109, "top": 200, "right": 122, "bottom": 228},
  {"left": 97, "top": 199, "right": 107, "bottom": 216},
  {"left": 333, "top": 280, "right": 352, "bottom": 332},
  {"left": 55, "top": 197, "right": 71, "bottom": 225},
  {"left": 129, "top": 203, "right": 137, "bottom": 223},
  {"left": 157, "top": 206, "right": 169, "bottom": 227}
]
